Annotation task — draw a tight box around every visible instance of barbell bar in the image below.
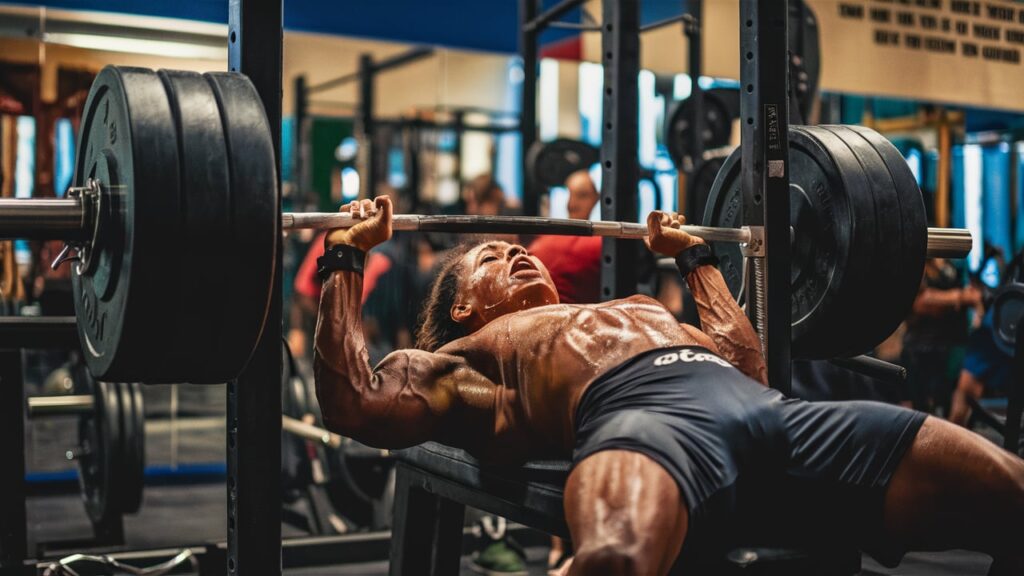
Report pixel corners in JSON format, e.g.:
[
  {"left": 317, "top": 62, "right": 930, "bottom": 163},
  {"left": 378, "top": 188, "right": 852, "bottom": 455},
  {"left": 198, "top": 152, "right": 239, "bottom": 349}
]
[
  {"left": 26, "top": 393, "right": 344, "bottom": 449},
  {"left": 0, "top": 195, "right": 973, "bottom": 259}
]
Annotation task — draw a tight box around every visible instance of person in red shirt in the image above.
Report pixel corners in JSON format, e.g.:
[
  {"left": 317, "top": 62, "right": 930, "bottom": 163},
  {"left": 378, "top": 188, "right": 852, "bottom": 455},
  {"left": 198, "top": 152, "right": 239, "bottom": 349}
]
[{"left": 528, "top": 170, "right": 602, "bottom": 304}]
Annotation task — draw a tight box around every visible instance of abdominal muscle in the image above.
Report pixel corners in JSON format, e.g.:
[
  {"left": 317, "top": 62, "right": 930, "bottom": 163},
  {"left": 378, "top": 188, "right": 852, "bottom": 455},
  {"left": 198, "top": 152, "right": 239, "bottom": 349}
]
[{"left": 441, "top": 295, "right": 701, "bottom": 464}]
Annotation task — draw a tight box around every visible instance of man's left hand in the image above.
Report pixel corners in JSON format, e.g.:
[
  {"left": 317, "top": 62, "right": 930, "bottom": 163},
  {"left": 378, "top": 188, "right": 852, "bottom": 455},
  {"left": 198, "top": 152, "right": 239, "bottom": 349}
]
[{"left": 645, "top": 210, "right": 704, "bottom": 257}]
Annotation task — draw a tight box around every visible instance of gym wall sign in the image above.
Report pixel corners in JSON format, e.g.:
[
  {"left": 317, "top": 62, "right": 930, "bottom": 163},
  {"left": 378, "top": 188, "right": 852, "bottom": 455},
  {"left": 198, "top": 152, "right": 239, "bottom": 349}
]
[
  {"left": 820, "top": 0, "right": 1024, "bottom": 111},
  {"left": 580, "top": 0, "right": 1024, "bottom": 113}
]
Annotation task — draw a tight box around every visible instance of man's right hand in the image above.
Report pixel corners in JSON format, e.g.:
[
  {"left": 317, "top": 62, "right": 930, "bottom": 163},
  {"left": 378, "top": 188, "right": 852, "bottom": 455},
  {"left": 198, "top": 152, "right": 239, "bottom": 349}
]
[
  {"left": 645, "top": 210, "right": 704, "bottom": 257},
  {"left": 325, "top": 196, "right": 393, "bottom": 252}
]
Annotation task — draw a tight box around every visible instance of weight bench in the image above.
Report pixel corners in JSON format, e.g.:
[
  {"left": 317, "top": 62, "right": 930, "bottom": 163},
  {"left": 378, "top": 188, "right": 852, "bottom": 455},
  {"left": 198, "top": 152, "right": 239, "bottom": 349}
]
[{"left": 389, "top": 442, "right": 861, "bottom": 575}]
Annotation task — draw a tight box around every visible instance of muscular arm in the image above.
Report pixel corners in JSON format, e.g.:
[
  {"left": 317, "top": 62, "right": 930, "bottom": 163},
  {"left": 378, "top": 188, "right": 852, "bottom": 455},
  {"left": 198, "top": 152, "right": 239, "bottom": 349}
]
[
  {"left": 686, "top": 265, "right": 769, "bottom": 385},
  {"left": 912, "top": 287, "right": 966, "bottom": 316},
  {"left": 314, "top": 270, "right": 461, "bottom": 448}
]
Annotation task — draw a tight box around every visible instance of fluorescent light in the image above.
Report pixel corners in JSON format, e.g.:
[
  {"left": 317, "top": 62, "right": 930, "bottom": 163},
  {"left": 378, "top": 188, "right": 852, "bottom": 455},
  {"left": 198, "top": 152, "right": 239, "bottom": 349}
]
[
  {"left": 963, "top": 144, "right": 983, "bottom": 271},
  {"left": 539, "top": 59, "right": 559, "bottom": 142},
  {"left": 44, "top": 32, "right": 224, "bottom": 60}
]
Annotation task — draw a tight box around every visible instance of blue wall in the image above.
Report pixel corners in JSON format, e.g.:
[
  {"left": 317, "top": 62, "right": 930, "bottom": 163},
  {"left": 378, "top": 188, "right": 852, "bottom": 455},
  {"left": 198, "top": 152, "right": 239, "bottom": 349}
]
[{"left": 5, "top": 0, "right": 583, "bottom": 53}]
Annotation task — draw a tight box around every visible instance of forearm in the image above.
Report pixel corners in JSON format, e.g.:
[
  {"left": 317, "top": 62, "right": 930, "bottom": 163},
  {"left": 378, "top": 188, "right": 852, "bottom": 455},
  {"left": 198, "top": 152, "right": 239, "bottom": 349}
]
[
  {"left": 913, "top": 288, "right": 964, "bottom": 316},
  {"left": 686, "top": 265, "right": 768, "bottom": 385},
  {"left": 314, "top": 270, "right": 375, "bottom": 431}
]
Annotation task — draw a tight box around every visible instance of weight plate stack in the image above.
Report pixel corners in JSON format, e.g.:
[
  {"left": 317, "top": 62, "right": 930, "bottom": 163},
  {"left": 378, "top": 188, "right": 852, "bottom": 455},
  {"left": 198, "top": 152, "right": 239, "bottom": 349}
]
[
  {"left": 157, "top": 70, "right": 233, "bottom": 382},
  {"left": 822, "top": 125, "right": 925, "bottom": 355},
  {"left": 795, "top": 125, "right": 882, "bottom": 358},
  {"left": 703, "top": 125, "right": 925, "bottom": 359},
  {"left": 666, "top": 88, "right": 739, "bottom": 172},
  {"left": 525, "top": 138, "right": 600, "bottom": 190},
  {"left": 845, "top": 125, "right": 928, "bottom": 337},
  {"left": 205, "top": 72, "right": 278, "bottom": 383},
  {"left": 73, "top": 66, "right": 182, "bottom": 382}
]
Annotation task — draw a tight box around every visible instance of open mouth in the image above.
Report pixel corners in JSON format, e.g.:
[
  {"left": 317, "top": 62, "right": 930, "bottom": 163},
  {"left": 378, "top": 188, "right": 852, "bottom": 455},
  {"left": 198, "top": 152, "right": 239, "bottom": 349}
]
[{"left": 509, "top": 256, "right": 541, "bottom": 279}]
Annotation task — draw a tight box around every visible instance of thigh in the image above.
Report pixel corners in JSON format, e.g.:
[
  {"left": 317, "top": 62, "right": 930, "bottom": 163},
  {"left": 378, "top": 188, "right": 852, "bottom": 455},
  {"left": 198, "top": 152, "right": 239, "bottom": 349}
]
[
  {"left": 564, "top": 450, "right": 688, "bottom": 576},
  {"left": 883, "top": 416, "right": 1024, "bottom": 556}
]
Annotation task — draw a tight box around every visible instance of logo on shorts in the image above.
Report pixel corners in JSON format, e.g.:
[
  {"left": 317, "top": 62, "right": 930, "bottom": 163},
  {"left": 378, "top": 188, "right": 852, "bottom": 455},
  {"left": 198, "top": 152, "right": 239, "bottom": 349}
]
[{"left": 653, "top": 348, "right": 732, "bottom": 368}]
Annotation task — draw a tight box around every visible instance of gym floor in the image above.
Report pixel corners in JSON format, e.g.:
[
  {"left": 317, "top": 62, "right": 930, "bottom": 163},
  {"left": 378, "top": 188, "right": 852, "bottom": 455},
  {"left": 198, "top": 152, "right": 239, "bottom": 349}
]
[{"left": 28, "top": 484, "right": 994, "bottom": 575}]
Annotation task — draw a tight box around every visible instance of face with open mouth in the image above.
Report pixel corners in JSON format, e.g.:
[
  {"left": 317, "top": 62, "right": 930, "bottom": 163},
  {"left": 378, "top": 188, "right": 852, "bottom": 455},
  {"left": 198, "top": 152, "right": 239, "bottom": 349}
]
[{"left": 450, "top": 241, "right": 559, "bottom": 330}]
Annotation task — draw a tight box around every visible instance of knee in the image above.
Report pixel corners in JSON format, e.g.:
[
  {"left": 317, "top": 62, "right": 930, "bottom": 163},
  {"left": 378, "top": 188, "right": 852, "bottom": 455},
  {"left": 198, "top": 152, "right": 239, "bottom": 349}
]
[
  {"left": 1003, "top": 457, "right": 1024, "bottom": 509},
  {"left": 988, "top": 453, "right": 1024, "bottom": 519},
  {"left": 572, "top": 544, "right": 642, "bottom": 575}
]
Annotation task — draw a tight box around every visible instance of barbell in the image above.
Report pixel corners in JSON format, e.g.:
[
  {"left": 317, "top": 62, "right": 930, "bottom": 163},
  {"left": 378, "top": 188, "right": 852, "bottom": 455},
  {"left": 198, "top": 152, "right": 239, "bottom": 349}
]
[
  {"left": 1, "top": 65, "right": 972, "bottom": 382},
  {"left": 5, "top": 196, "right": 971, "bottom": 256}
]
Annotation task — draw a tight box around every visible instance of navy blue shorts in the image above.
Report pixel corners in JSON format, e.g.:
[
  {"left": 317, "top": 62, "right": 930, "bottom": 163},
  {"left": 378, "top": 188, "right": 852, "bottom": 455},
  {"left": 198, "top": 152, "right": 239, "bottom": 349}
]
[
  {"left": 572, "top": 346, "right": 927, "bottom": 568},
  {"left": 963, "top": 319, "right": 1013, "bottom": 395}
]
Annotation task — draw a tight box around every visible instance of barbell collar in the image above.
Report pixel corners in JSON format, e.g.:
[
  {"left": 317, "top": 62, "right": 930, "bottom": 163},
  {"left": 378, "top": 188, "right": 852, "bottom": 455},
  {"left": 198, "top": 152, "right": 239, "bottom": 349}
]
[{"left": 27, "top": 394, "right": 94, "bottom": 418}]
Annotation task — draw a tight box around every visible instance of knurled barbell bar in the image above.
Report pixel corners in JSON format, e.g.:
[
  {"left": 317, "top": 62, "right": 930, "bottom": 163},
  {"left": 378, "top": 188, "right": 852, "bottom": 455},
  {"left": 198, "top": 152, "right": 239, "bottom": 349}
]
[
  {"left": 0, "top": 192, "right": 970, "bottom": 256},
  {"left": 0, "top": 65, "right": 973, "bottom": 382}
]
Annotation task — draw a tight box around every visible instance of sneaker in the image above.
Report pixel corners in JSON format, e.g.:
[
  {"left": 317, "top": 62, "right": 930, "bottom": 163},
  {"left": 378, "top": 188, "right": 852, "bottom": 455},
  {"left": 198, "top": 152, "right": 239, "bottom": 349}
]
[{"left": 469, "top": 540, "right": 528, "bottom": 575}]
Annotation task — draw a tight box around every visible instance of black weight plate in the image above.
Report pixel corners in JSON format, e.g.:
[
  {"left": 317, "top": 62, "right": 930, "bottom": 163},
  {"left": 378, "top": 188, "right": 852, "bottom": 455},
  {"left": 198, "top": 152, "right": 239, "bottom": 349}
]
[
  {"left": 204, "top": 72, "right": 278, "bottom": 381},
  {"left": 525, "top": 138, "right": 600, "bottom": 189},
  {"left": 75, "top": 367, "right": 122, "bottom": 525},
  {"left": 845, "top": 126, "right": 928, "bottom": 330},
  {"left": 791, "top": 126, "right": 880, "bottom": 358},
  {"left": 666, "top": 89, "right": 738, "bottom": 171},
  {"left": 703, "top": 128, "right": 860, "bottom": 359},
  {"left": 116, "top": 382, "right": 145, "bottom": 514},
  {"left": 688, "top": 151, "right": 731, "bottom": 221},
  {"left": 73, "top": 66, "right": 182, "bottom": 381},
  {"left": 157, "top": 70, "right": 232, "bottom": 382},
  {"left": 993, "top": 284, "right": 1024, "bottom": 356},
  {"left": 827, "top": 125, "right": 925, "bottom": 350},
  {"left": 815, "top": 125, "right": 904, "bottom": 355}
]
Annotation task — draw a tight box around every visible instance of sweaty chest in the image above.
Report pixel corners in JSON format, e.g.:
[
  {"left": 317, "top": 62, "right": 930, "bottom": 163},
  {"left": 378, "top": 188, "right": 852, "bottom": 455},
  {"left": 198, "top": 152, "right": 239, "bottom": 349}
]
[{"left": 452, "top": 300, "right": 691, "bottom": 452}]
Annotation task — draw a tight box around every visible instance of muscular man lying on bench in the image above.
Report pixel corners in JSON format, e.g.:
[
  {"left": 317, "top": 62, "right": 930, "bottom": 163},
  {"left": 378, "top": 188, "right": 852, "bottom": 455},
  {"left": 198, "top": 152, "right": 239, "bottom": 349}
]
[{"left": 315, "top": 196, "right": 1024, "bottom": 575}]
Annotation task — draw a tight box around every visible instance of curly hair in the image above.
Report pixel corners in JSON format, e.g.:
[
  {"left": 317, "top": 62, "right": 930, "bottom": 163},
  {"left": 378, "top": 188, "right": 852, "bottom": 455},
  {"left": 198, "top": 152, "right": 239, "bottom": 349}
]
[{"left": 415, "top": 244, "right": 473, "bottom": 352}]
